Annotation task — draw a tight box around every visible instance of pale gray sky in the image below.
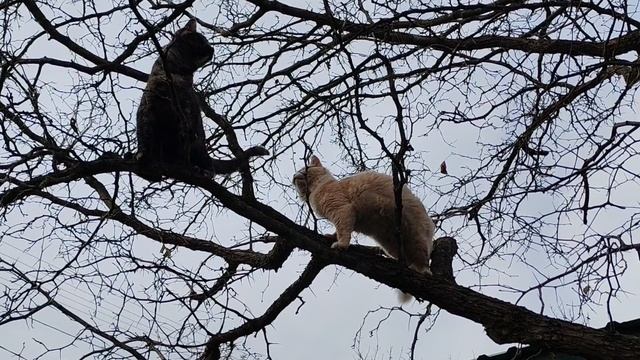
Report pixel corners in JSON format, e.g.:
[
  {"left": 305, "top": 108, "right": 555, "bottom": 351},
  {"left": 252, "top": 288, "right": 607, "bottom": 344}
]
[{"left": 1, "top": 1, "right": 640, "bottom": 360}]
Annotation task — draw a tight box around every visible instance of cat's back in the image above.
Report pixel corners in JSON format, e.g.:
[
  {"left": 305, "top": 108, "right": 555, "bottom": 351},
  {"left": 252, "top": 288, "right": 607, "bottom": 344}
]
[
  {"left": 339, "top": 171, "right": 398, "bottom": 216},
  {"left": 143, "top": 68, "right": 195, "bottom": 99},
  {"left": 138, "top": 71, "right": 169, "bottom": 114},
  {"left": 340, "top": 171, "right": 393, "bottom": 195},
  {"left": 310, "top": 171, "right": 393, "bottom": 216},
  {"left": 138, "top": 69, "right": 199, "bottom": 121},
  {"left": 339, "top": 170, "right": 429, "bottom": 226},
  {"left": 342, "top": 171, "right": 433, "bottom": 254}
]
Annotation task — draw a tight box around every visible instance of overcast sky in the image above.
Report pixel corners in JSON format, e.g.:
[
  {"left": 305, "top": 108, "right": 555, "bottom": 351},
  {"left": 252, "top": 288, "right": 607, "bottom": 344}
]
[{"left": 2, "top": 2, "right": 640, "bottom": 360}]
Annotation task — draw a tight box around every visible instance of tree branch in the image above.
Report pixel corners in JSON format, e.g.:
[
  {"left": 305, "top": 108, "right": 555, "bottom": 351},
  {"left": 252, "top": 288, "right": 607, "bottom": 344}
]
[
  {"left": 200, "top": 257, "right": 326, "bottom": 360},
  {"left": 2, "top": 159, "right": 638, "bottom": 359},
  {"left": 244, "top": 0, "right": 640, "bottom": 58}
]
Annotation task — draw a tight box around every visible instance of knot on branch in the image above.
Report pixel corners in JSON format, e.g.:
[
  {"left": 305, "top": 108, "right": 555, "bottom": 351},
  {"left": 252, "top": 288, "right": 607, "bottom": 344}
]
[
  {"left": 430, "top": 236, "right": 458, "bottom": 282},
  {"left": 200, "top": 342, "right": 220, "bottom": 360},
  {"left": 260, "top": 237, "right": 295, "bottom": 270}
]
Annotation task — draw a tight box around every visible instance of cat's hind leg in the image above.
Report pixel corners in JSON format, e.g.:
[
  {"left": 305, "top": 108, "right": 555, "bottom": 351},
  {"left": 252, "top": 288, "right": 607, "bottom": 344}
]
[
  {"left": 407, "top": 234, "right": 433, "bottom": 275},
  {"left": 409, "top": 263, "right": 432, "bottom": 275}
]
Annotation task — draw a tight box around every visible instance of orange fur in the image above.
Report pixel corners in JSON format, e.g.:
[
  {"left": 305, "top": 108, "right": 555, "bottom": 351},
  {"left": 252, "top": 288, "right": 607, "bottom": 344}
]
[{"left": 293, "top": 155, "right": 435, "bottom": 281}]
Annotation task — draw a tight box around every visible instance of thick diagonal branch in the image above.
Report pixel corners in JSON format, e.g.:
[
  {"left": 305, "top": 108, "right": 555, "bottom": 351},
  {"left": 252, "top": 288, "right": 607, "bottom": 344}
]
[{"left": 2, "top": 160, "right": 639, "bottom": 359}]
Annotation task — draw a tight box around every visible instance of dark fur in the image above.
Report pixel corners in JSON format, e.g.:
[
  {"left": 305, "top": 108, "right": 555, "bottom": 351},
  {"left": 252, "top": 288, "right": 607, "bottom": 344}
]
[{"left": 136, "top": 19, "right": 268, "bottom": 180}]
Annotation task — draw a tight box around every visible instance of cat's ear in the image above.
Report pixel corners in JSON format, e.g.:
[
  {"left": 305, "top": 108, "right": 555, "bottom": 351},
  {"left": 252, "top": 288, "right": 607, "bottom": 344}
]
[
  {"left": 182, "top": 18, "right": 197, "bottom": 33},
  {"left": 309, "top": 155, "right": 321, "bottom": 167}
]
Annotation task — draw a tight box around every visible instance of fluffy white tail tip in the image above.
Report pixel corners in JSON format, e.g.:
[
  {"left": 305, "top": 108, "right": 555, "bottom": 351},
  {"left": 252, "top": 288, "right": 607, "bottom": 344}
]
[{"left": 398, "top": 290, "right": 413, "bottom": 303}]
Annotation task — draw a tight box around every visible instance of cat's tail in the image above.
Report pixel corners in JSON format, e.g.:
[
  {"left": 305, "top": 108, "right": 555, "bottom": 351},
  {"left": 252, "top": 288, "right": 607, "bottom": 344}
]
[
  {"left": 209, "top": 146, "right": 269, "bottom": 174},
  {"left": 398, "top": 290, "right": 413, "bottom": 304},
  {"left": 398, "top": 262, "right": 432, "bottom": 304},
  {"left": 244, "top": 145, "right": 270, "bottom": 158}
]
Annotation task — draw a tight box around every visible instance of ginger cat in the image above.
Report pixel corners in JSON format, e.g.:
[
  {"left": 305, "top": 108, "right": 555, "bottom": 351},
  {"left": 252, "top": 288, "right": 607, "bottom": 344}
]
[{"left": 293, "top": 155, "right": 435, "bottom": 282}]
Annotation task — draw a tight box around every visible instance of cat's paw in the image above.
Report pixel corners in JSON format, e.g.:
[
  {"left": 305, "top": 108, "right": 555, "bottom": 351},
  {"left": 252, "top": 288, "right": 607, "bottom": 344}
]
[
  {"left": 98, "top": 151, "right": 121, "bottom": 160},
  {"left": 323, "top": 233, "right": 337, "bottom": 240},
  {"left": 247, "top": 146, "right": 270, "bottom": 157},
  {"left": 331, "top": 241, "right": 349, "bottom": 250},
  {"left": 409, "top": 263, "right": 432, "bottom": 275},
  {"left": 409, "top": 264, "right": 433, "bottom": 275}
]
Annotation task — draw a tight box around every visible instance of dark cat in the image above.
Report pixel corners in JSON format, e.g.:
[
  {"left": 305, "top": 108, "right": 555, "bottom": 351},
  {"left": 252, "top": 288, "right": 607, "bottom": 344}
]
[{"left": 136, "top": 19, "right": 268, "bottom": 180}]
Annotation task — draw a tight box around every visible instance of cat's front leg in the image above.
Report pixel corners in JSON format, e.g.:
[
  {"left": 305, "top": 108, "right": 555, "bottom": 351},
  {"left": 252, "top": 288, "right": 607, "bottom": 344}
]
[
  {"left": 324, "top": 233, "right": 340, "bottom": 248},
  {"left": 331, "top": 238, "right": 350, "bottom": 249},
  {"left": 328, "top": 206, "right": 355, "bottom": 250},
  {"left": 324, "top": 233, "right": 337, "bottom": 240}
]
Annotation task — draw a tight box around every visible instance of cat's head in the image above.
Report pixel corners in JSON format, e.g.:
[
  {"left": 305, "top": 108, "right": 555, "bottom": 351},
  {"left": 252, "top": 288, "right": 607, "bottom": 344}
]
[
  {"left": 293, "top": 155, "right": 332, "bottom": 200},
  {"left": 162, "top": 19, "right": 214, "bottom": 74}
]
